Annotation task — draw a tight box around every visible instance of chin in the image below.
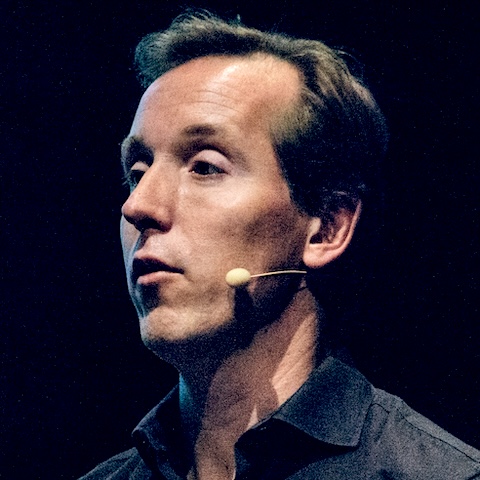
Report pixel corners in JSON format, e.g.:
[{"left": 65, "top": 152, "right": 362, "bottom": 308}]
[
  {"left": 139, "top": 308, "right": 223, "bottom": 348},
  {"left": 138, "top": 308, "right": 258, "bottom": 367}
]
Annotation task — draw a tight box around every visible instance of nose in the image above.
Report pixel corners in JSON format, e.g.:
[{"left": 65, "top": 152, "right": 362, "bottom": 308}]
[{"left": 121, "top": 164, "right": 175, "bottom": 232}]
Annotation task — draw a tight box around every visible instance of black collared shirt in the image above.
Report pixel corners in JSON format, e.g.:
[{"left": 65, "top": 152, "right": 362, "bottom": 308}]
[{"left": 79, "top": 357, "right": 480, "bottom": 479}]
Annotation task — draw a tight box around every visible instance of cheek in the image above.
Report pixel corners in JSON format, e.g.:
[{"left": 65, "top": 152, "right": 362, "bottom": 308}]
[
  {"left": 120, "top": 217, "right": 137, "bottom": 263},
  {"left": 246, "top": 205, "right": 307, "bottom": 253},
  {"left": 198, "top": 193, "right": 308, "bottom": 264}
]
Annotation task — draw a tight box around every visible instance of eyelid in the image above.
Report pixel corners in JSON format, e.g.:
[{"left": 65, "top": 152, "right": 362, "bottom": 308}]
[
  {"left": 187, "top": 148, "right": 231, "bottom": 174},
  {"left": 190, "top": 160, "right": 226, "bottom": 176}
]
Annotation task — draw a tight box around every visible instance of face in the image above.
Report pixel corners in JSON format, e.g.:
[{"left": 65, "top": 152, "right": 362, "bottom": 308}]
[{"left": 120, "top": 54, "right": 313, "bottom": 354}]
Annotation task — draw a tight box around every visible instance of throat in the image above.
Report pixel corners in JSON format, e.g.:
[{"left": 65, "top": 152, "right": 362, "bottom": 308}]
[
  {"left": 187, "top": 440, "right": 236, "bottom": 480},
  {"left": 179, "top": 287, "right": 320, "bottom": 479}
]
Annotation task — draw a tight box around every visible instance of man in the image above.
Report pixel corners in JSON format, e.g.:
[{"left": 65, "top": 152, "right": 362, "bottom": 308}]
[{"left": 80, "top": 12, "right": 480, "bottom": 480}]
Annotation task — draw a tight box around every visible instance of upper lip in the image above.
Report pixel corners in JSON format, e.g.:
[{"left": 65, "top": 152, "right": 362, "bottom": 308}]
[{"left": 131, "top": 255, "right": 182, "bottom": 283}]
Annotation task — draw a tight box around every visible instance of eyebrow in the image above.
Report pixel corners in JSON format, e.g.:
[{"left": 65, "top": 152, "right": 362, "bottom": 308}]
[
  {"left": 120, "top": 123, "right": 247, "bottom": 169},
  {"left": 182, "top": 124, "right": 220, "bottom": 138},
  {"left": 179, "top": 124, "right": 246, "bottom": 163}
]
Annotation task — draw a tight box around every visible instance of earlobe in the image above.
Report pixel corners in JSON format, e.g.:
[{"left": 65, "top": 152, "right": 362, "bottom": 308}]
[{"left": 303, "top": 202, "right": 361, "bottom": 269}]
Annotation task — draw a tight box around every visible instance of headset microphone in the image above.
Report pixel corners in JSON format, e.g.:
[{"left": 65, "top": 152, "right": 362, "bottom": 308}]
[{"left": 225, "top": 268, "right": 307, "bottom": 287}]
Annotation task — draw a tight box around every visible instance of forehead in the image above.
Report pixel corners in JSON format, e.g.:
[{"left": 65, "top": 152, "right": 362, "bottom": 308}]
[{"left": 131, "top": 54, "right": 301, "bottom": 140}]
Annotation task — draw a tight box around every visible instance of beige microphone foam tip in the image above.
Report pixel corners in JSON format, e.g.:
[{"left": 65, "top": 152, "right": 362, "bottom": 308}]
[{"left": 225, "top": 268, "right": 251, "bottom": 287}]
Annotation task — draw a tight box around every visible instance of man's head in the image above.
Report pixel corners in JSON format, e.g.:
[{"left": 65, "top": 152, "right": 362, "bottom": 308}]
[
  {"left": 120, "top": 12, "right": 387, "bottom": 360},
  {"left": 135, "top": 12, "right": 388, "bottom": 233}
]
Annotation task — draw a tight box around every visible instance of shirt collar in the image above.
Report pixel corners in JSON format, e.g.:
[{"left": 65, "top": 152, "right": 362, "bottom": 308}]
[
  {"left": 132, "top": 356, "right": 374, "bottom": 467},
  {"left": 132, "top": 387, "right": 185, "bottom": 474},
  {"left": 273, "top": 356, "right": 373, "bottom": 447}
]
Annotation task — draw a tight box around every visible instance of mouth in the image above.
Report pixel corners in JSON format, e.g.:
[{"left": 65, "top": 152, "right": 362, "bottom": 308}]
[{"left": 131, "top": 257, "right": 183, "bottom": 285}]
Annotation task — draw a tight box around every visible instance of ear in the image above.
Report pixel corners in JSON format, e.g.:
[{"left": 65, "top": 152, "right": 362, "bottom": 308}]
[{"left": 303, "top": 202, "right": 361, "bottom": 269}]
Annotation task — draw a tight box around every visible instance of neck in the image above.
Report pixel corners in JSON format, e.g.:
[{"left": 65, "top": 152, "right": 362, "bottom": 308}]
[{"left": 179, "top": 287, "right": 320, "bottom": 480}]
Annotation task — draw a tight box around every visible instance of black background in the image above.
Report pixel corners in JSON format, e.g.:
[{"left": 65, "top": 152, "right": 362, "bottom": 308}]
[{"left": 2, "top": 1, "right": 479, "bottom": 479}]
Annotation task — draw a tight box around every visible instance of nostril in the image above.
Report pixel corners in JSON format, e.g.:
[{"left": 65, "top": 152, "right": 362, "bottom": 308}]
[{"left": 137, "top": 216, "right": 164, "bottom": 232}]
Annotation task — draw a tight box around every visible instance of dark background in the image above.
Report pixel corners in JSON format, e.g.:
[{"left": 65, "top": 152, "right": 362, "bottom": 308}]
[{"left": 2, "top": 1, "right": 479, "bottom": 479}]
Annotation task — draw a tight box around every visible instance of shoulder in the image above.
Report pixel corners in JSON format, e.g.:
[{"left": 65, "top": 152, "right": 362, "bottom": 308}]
[
  {"left": 77, "top": 448, "right": 151, "bottom": 480},
  {"left": 365, "top": 388, "right": 480, "bottom": 479}
]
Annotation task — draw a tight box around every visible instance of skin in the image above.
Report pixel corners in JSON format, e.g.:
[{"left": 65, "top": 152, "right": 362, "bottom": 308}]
[
  {"left": 120, "top": 53, "right": 359, "bottom": 479},
  {"left": 121, "top": 54, "right": 316, "bottom": 363}
]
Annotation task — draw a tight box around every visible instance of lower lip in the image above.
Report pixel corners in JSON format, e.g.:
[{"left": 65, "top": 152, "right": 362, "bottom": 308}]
[{"left": 135, "top": 270, "right": 180, "bottom": 286}]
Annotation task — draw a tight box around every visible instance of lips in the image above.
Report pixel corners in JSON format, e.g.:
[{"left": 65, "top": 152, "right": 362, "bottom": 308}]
[{"left": 131, "top": 256, "right": 182, "bottom": 284}]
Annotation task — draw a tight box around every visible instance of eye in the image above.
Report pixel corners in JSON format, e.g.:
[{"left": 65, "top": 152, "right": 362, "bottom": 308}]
[
  {"left": 123, "top": 168, "right": 145, "bottom": 190},
  {"left": 188, "top": 148, "right": 229, "bottom": 177},
  {"left": 190, "top": 161, "right": 225, "bottom": 176}
]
